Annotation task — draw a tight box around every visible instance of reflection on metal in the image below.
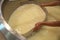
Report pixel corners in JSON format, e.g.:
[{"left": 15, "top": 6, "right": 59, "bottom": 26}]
[{"left": 0, "top": 0, "right": 26, "bottom": 40}]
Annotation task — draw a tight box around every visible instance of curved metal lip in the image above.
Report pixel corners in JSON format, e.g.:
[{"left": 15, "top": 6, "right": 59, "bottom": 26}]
[
  {"left": 0, "top": 0, "right": 26, "bottom": 40},
  {"left": 0, "top": 0, "right": 17, "bottom": 36}
]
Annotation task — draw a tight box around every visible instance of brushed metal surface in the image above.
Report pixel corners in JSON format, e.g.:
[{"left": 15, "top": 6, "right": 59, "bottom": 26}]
[{"left": 0, "top": 0, "right": 27, "bottom": 40}]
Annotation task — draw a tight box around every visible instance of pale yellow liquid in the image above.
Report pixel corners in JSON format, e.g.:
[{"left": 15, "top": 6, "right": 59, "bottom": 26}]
[
  {"left": 8, "top": 4, "right": 46, "bottom": 36},
  {"left": 27, "top": 6, "right": 60, "bottom": 40}
]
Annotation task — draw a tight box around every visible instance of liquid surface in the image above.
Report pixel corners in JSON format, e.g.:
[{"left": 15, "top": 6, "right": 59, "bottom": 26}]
[
  {"left": 27, "top": 6, "right": 60, "bottom": 40},
  {"left": 8, "top": 4, "right": 46, "bottom": 35}
]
